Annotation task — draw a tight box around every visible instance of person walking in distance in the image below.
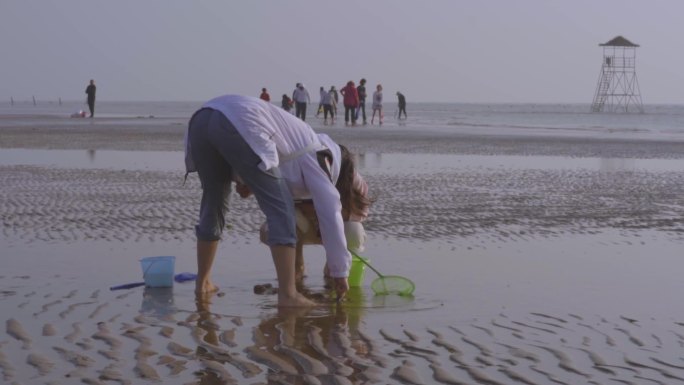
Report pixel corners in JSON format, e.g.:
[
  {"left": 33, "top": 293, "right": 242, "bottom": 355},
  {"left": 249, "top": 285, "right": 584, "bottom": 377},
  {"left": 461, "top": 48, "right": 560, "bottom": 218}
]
[
  {"left": 292, "top": 83, "right": 311, "bottom": 121},
  {"left": 396, "top": 91, "right": 407, "bottom": 119},
  {"left": 259, "top": 88, "right": 271, "bottom": 102},
  {"left": 85, "top": 79, "right": 96, "bottom": 118},
  {"left": 316, "top": 86, "right": 326, "bottom": 117},
  {"left": 321, "top": 88, "right": 336, "bottom": 124},
  {"left": 371, "top": 84, "right": 384, "bottom": 125},
  {"left": 340, "top": 81, "right": 359, "bottom": 126},
  {"left": 356, "top": 78, "right": 368, "bottom": 124},
  {"left": 330, "top": 86, "right": 339, "bottom": 114},
  {"left": 281, "top": 94, "right": 293, "bottom": 113}
]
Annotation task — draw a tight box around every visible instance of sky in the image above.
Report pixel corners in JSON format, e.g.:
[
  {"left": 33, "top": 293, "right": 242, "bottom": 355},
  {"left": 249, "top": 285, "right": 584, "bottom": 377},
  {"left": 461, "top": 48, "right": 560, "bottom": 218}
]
[{"left": 1, "top": 0, "right": 683, "bottom": 104}]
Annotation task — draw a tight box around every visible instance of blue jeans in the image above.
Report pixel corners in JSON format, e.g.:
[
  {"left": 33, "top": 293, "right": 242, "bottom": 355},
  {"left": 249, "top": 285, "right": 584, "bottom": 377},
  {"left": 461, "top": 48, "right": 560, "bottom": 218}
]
[{"left": 188, "top": 108, "right": 296, "bottom": 246}]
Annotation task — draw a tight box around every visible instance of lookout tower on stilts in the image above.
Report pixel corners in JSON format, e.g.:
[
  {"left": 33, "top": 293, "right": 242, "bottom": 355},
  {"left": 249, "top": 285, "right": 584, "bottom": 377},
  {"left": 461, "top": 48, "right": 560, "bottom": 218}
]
[{"left": 591, "top": 36, "right": 644, "bottom": 113}]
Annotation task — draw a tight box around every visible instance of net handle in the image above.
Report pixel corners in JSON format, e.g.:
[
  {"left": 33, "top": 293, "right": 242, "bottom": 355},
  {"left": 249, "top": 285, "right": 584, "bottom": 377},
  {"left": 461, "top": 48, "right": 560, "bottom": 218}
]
[{"left": 348, "top": 249, "right": 384, "bottom": 278}]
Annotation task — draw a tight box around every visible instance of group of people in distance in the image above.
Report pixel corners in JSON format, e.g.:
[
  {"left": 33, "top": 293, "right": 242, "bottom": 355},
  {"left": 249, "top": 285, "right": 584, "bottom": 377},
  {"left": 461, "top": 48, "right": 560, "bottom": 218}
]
[
  {"left": 186, "top": 94, "right": 372, "bottom": 307},
  {"left": 258, "top": 80, "right": 407, "bottom": 126}
]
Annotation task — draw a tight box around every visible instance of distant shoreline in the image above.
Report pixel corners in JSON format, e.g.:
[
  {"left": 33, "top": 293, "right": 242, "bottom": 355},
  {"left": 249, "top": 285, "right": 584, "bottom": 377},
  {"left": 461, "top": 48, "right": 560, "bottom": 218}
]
[{"left": 1, "top": 114, "right": 684, "bottom": 159}]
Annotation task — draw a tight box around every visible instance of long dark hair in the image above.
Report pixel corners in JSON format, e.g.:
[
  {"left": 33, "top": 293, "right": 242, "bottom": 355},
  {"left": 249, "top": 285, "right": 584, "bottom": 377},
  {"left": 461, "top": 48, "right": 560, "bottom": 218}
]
[{"left": 336, "top": 145, "right": 371, "bottom": 220}]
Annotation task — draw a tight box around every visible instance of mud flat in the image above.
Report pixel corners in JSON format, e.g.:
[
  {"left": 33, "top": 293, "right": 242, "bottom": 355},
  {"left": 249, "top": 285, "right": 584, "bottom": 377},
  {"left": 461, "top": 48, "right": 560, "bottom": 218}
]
[{"left": 2, "top": 115, "right": 684, "bottom": 384}]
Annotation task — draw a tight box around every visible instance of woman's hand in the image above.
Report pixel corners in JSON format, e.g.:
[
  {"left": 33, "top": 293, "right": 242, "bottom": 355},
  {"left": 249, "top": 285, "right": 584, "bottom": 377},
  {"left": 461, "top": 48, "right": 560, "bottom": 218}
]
[{"left": 334, "top": 277, "right": 349, "bottom": 302}]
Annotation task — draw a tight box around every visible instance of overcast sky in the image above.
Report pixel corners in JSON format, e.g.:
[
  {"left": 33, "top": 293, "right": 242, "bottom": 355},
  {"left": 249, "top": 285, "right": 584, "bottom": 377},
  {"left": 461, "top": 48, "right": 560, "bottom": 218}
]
[{"left": 2, "top": 1, "right": 683, "bottom": 104}]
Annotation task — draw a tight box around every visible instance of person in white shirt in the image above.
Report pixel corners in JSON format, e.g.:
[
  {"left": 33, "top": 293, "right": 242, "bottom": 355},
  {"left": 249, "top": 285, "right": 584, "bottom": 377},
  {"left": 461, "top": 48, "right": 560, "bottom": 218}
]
[
  {"left": 371, "top": 84, "right": 384, "bottom": 125},
  {"left": 185, "top": 95, "right": 350, "bottom": 306},
  {"left": 321, "top": 90, "right": 336, "bottom": 124},
  {"left": 316, "top": 86, "right": 326, "bottom": 117},
  {"left": 258, "top": 135, "right": 370, "bottom": 280},
  {"left": 292, "top": 83, "right": 311, "bottom": 121}
]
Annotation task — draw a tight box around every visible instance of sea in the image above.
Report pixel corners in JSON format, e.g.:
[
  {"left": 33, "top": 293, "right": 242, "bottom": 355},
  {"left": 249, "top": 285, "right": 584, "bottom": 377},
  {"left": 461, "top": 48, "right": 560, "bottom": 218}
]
[
  {"left": 3, "top": 100, "right": 684, "bottom": 174},
  {"left": 3, "top": 100, "right": 684, "bottom": 142}
]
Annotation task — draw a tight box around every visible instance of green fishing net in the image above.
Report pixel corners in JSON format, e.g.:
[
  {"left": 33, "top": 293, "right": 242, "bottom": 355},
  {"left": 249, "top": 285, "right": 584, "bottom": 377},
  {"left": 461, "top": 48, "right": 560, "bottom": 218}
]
[
  {"left": 370, "top": 275, "right": 415, "bottom": 296},
  {"left": 350, "top": 250, "right": 415, "bottom": 296}
]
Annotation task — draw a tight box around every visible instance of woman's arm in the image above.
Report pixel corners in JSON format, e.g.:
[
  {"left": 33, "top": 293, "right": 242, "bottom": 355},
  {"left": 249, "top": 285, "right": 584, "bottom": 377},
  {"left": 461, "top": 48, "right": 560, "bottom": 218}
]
[{"left": 300, "top": 156, "right": 351, "bottom": 278}]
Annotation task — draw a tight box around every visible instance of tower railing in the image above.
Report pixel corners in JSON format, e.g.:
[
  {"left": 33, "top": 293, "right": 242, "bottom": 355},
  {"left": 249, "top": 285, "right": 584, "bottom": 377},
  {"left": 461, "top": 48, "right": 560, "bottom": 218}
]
[{"left": 603, "top": 56, "right": 635, "bottom": 68}]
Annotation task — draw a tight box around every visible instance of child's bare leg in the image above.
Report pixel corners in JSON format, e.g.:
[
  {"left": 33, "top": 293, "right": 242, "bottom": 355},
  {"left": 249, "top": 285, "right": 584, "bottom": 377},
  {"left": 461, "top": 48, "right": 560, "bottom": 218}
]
[{"left": 271, "top": 245, "right": 316, "bottom": 307}]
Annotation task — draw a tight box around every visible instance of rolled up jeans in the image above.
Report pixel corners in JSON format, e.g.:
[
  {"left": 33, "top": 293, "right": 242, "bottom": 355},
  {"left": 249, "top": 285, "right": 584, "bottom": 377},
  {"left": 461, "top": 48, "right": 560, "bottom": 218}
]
[{"left": 189, "top": 108, "right": 296, "bottom": 246}]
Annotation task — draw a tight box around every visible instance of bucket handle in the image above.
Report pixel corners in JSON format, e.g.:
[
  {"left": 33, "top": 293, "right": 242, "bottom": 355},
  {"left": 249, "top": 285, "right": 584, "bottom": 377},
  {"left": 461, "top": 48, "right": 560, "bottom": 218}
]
[
  {"left": 142, "top": 260, "right": 155, "bottom": 278},
  {"left": 141, "top": 257, "right": 172, "bottom": 278}
]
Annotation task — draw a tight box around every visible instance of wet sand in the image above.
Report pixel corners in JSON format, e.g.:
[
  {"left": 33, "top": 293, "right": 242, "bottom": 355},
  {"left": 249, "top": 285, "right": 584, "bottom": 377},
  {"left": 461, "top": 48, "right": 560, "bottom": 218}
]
[{"left": 3, "top": 114, "right": 684, "bottom": 384}]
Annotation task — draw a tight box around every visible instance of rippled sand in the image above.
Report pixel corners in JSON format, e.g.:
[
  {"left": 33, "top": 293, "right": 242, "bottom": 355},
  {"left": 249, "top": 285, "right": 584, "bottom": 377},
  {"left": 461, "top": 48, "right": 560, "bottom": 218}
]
[
  {"left": 2, "top": 115, "right": 684, "bottom": 384},
  {"left": 5, "top": 268, "right": 684, "bottom": 384}
]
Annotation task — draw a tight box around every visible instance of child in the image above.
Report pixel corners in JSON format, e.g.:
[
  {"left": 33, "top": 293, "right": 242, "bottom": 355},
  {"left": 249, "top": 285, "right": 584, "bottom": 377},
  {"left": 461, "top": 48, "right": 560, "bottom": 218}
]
[
  {"left": 281, "top": 94, "right": 293, "bottom": 112},
  {"left": 371, "top": 84, "right": 383, "bottom": 125},
  {"left": 256, "top": 138, "right": 371, "bottom": 280},
  {"left": 321, "top": 89, "right": 337, "bottom": 124}
]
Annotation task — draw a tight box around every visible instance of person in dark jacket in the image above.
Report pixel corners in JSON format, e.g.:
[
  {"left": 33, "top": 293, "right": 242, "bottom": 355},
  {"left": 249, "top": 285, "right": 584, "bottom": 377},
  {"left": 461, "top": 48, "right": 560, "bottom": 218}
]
[
  {"left": 281, "top": 94, "right": 293, "bottom": 112},
  {"left": 396, "top": 91, "right": 407, "bottom": 119},
  {"left": 85, "top": 79, "right": 96, "bottom": 118},
  {"left": 356, "top": 78, "right": 367, "bottom": 124}
]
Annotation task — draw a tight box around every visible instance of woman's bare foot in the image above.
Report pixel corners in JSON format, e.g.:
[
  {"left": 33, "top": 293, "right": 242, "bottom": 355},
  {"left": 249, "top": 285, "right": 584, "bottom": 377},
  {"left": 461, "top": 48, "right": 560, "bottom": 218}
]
[
  {"left": 278, "top": 292, "right": 317, "bottom": 307},
  {"left": 195, "top": 280, "right": 219, "bottom": 295}
]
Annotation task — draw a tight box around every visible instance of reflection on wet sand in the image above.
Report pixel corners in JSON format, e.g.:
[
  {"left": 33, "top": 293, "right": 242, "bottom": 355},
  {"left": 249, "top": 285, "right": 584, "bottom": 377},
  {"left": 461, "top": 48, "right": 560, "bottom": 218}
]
[
  {"left": 139, "top": 287, "right": 175, "bottom": 319},
  {"left": 191, "top": 293, "right": 248, "bottom": 384},
  {"left": 4, "top": 267, "right": 684, "bottom": 384},
  {"left": 192, "top": 288, "right": 381, "bottom": 384}
]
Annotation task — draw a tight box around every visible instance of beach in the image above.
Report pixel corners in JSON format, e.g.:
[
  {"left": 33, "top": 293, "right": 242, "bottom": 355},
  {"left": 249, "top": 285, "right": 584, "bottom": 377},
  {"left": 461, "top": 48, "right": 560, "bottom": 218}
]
[{"left": 3, "top": 109, "right": 684, "bottom": 384}]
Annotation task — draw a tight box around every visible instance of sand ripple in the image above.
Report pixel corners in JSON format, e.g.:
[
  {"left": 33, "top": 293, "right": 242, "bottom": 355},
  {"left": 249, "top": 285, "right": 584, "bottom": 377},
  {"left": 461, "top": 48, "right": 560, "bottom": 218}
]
[
  {"left": 3, "top": 279, "right": 684, "bottom": 384},
  {"left": 2, "top": 165, "right": 684, "bottom": 245}
]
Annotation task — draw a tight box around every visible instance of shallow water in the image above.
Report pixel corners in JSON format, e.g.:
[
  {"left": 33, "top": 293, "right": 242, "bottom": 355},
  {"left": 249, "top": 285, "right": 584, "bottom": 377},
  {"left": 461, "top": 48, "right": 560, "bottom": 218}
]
[
  {"left": 3, "top": 148, "right": 684, "bottom": 173},
  {"left": 3, "top": 233, "right": 684, "bottom": 384},
  {"left": 4, "top": 101, "right": 684, "bottom": 140}
]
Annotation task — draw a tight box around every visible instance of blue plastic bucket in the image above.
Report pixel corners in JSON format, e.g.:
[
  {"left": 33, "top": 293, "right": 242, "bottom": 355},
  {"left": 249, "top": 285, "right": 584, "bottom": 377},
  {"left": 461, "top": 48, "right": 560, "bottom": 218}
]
[{"left": 140, "top": 256, "right": 175, "bottom": 287}]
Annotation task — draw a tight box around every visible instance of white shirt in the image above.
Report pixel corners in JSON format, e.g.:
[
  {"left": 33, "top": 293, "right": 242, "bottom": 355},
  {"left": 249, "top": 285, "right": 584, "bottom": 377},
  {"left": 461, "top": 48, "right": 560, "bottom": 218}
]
[
  {"left": 321, "top": 91, "right": 335, "bottom": 106},
  {"left": 292, "top": 87, "right": 310, "bottom": 103},
  {"left": 186, "top": 95, "right": 351, "bottom": 277},
  {"left": 373, "top": 90, "right": 383, "bottom": 109}
]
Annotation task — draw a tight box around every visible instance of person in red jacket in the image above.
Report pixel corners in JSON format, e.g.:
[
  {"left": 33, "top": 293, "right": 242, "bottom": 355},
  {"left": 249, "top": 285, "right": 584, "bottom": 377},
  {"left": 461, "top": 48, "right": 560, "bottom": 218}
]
[
  {"left": 340, "top": 81, "right": 359, "bottom": 126},
  {"left": 259, "top": 88, "right": 270, "bottom": 102}
]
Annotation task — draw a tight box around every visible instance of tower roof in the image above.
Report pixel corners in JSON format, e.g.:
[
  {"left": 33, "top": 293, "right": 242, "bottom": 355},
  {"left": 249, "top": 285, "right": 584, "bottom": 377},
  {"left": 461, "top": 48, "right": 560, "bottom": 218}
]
[{"left": 599, "top": 36, "right": 639, "bottom": 47}]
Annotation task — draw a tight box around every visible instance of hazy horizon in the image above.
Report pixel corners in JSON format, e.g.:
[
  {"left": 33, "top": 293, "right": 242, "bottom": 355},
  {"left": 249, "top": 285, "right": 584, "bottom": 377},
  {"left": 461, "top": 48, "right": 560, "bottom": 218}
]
[
  {"left": 2, "top": 1, "right": 683, "bottom": 104},
  {"left": 6, "top": 99, "right": 684, "bottom": 107}
]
